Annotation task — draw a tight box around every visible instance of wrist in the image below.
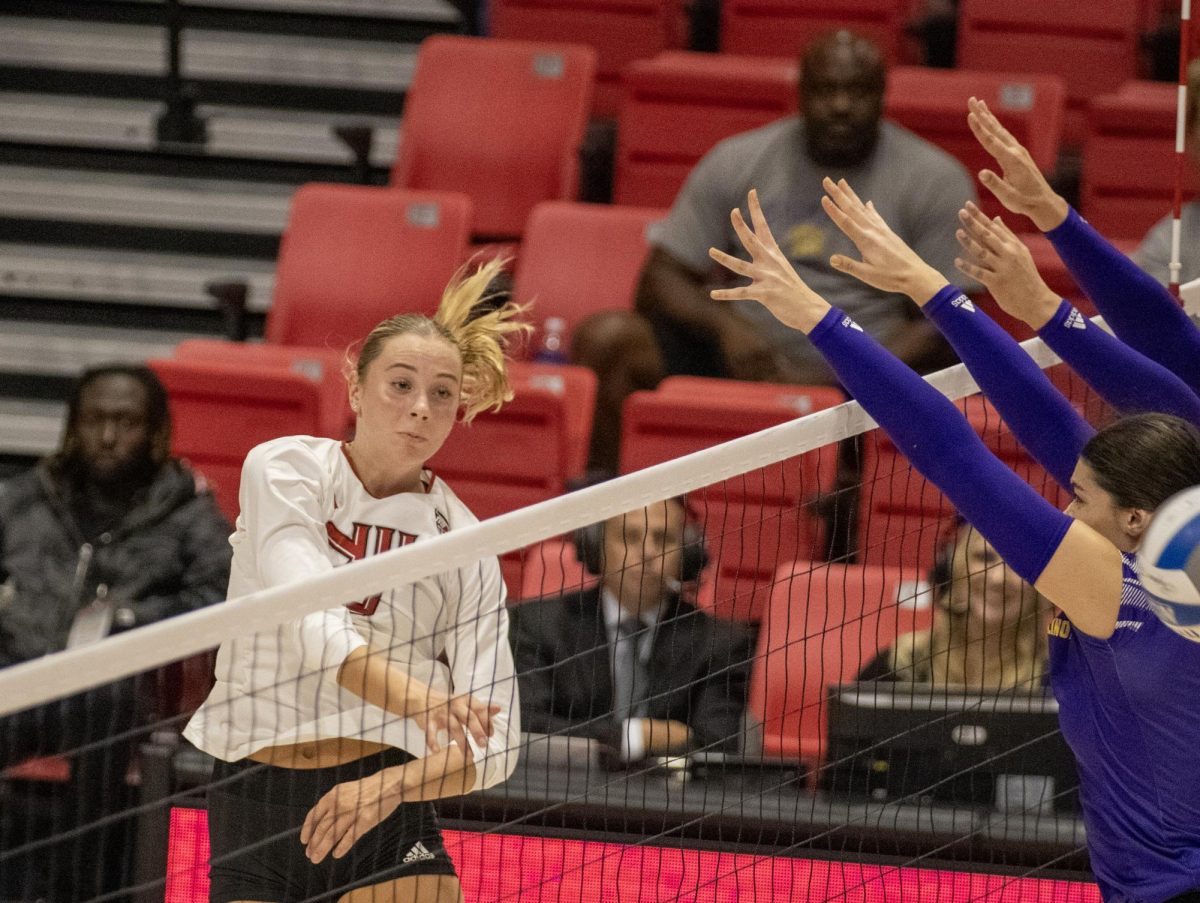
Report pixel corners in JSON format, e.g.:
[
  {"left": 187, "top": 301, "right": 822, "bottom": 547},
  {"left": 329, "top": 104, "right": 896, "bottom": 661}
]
[
  {"left": 904, "top": 269, "right": 951, "bottom": 307},
  {"left": 1027, "top": 289, "right": 1065, "bottom": 331},
  {"left": 1032, "top": 196, "right": 1069, "bottom": 233}
]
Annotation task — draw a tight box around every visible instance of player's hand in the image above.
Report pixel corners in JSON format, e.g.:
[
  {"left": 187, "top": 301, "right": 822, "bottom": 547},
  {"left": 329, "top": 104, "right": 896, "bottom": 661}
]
[
  {"left": 709, "top": 189, "right": 831, "bottom": 334},
  {"left": 820, "top": 177, "right": 949, "bottom": 305},
  {"left": 966, "top": 97, "right": 1068, "bottom": 232},
  {"left": 300, "top": 770, "right": 400, "bottom": 863},
  {"left": 408, "top": 681, "right": 500, "bottom": 754},
  {"left": 955, "top": 202, "right": 1061, "bottom": 330}
]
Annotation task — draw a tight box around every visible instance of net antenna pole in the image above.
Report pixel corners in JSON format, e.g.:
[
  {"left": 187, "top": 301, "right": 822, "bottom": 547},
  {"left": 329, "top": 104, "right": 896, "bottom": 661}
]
[{"left": 1171, "top": 0, "right": 1192, "bottom": 299}]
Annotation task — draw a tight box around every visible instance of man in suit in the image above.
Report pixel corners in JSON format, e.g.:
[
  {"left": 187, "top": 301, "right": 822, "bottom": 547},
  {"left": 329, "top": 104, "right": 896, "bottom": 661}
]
[{"left": 509, "top": 496, "right": 755, "bottom": 763}]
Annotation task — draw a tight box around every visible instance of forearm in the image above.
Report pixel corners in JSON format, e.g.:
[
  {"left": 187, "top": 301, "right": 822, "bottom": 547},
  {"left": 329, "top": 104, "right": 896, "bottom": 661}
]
[
  {"left": 336, "top": 646, "right": 417, "bottom": 717},
  {"left": 1037, "top": 299, "right": 1200, "bottom": 426},
  {"left": 636, "top": 249, "right": 740, "bottom": 342},
  {"left": 810, "top": 307, "right": 1073, "bottom": 586},
  {"left": 923, "top": 285, "right": 1093, "bottom": 490},
  {"left": 1046, "top": 207, "right": 1200, "bottom": 391},
  {"left": 392, "top": 744, "right": 477, "bottom": 802},
  {"left": 641, "top": 718, "right": 692, "bottom": 757}
]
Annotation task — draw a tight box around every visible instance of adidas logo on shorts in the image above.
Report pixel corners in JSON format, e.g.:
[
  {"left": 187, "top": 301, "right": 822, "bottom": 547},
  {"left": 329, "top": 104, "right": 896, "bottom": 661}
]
[
  {"left": 1064, "top": 308, "right": 1087, "bottom": 330},
  {"left": 402, "top": 841, "right": 437, "bottom": 865}
]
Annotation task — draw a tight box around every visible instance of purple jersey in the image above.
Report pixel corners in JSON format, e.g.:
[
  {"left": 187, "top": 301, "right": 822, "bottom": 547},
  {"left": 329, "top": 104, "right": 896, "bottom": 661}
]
[{"left": 1048, "top": 553, "right": 1200, "bottom": 902}]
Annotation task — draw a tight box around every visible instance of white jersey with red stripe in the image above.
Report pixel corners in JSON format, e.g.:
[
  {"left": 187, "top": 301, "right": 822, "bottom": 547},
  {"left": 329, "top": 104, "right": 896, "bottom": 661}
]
[{"left": 183, "top": 435, "right": 519, "bottom": 791}]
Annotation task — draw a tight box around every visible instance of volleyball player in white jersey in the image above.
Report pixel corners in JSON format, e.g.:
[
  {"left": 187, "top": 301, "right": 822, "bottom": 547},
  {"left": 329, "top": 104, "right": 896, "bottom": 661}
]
[{"left": 184, "top": 260, "right": 526, "bottom": 903}]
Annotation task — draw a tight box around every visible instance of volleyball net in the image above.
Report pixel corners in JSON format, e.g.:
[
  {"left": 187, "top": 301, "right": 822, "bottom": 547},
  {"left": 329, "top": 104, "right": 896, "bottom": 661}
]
[{"left": 0, "top": 336, "right": 1107, "bottom": 903}]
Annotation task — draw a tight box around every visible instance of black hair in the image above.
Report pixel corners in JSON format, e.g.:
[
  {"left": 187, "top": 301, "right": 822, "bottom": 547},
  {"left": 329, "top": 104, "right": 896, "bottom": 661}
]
[
  {"left": 1081, "top": 412, "right": 1200, "bottom": 511},
  {"left": 60, "top": 364, "right": 172, "bottom": 464}
]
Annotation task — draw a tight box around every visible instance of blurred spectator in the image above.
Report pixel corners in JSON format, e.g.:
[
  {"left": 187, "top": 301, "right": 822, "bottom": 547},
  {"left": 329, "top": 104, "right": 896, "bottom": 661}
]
[
  {"left": 858, "top": 522, "right": 1049, "bottom": 689},
  {"left": 572, "top": 30, "right": 976, "bottom": 471},
  {"left": 0, "top": 363, "right": 231, "bottom": 902},
  {"left": 1135, "top": 58, "right": 1200, "bottom": 288},
  {"left": 509, "top": 496, "right": 754, "bottom": 764}
]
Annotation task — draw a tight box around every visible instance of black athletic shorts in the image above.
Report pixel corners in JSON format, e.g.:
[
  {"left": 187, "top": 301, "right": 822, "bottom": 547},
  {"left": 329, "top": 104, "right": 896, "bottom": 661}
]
[{"left": 206, "top": 747, "right": 457, "bottom": 903}]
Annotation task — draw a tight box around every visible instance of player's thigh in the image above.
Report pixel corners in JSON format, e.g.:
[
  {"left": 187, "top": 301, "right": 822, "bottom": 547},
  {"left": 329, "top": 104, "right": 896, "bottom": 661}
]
[{"left": 339, "top": 873, "right": 463, "bottom": 903}]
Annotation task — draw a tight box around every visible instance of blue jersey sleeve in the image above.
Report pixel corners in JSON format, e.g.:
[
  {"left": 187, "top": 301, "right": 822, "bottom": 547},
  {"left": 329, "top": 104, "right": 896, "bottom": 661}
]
[
  {"left": 922, "top": 285, "right": 1091, "bottom": 492},
  {"left": 809, "top": 307, "right": 1073, "bottom": 586},
  {"left": 1037, "top": 299, "right": 1200, "bottom": 427},
  {"left": 1045, "top": 207, "right": 1200, "bottom": 394}
]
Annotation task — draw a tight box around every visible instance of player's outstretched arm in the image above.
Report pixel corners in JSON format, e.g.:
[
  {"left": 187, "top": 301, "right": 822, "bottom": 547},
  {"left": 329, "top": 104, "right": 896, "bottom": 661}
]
[
  {"left": 709, "top": 189, "right": 1121, "bottom": 638},
  {"left": 969, "top": 96, "right": 1200, "bottom": 392},
  {"left": 958, "top": 204, "right": 1200, "bottom": 428},
  {"left": 822, "top": 177, "right": 1090, "bottom": 491}
]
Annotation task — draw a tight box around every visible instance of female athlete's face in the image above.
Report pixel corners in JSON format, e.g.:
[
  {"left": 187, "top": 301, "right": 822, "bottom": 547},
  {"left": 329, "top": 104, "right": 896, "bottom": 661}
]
[
  {"left": 1065, "top": 459, "right": 1142, "bottom": 551},
  {"left": 947, "top": 526, "right": 1039, "bottom": 631},
  {"left": 351, "top": 332, "right": 462, "bottom": 466}
]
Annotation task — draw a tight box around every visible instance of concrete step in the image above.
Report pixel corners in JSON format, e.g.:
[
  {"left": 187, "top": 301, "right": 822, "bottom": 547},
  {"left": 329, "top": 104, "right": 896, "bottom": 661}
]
[
  {"left": 0, "top": 319, "right": 203, "bottom": 377},
  {"left": 0, "top": 242, "right": 276, "bottom": 311},
  {"left": 0, "top": 16, "right": 419, "bottom": 92},
  {"left": 0, "top": 92, "right": 400, "bottom": 167},
  {"left": 0, "top": 163, "right": 294, "bottom": 235},
  {"left": 0, "top": 398, "right": 64, "bottom": 457}
]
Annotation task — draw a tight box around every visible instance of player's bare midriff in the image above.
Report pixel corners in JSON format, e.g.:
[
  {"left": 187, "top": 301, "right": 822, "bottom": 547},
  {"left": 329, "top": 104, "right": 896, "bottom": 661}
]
[{"left": 248, "top": 737, "right": 392, "bottom": 769}]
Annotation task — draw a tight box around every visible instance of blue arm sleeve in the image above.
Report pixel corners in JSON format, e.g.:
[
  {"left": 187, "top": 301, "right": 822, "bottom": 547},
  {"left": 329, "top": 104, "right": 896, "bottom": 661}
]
[
  {"left": 923, "top": 285, "right": 1092, "bottom": 492},
  {"left": 1037, "top": 299, "right": 1200, "bottom": 427},
  {"left": 1045, "top": 207, "right": 1200, "bottom": 393},
  {"left": 809, "top": 307, "right": 1073, "bottom": 585}
]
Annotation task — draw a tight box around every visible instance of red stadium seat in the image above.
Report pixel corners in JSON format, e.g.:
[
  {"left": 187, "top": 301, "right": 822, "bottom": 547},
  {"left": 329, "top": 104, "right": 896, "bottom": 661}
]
[
  {"left": 489, "top": 0, "right": 686, "bottom": 117},
  {"left": 956, "top": 0, "right": 1142, "bottom": 146},
  {"left": 265, "top": 184, "right": 472, "bottom": 349},
  {"left": 719, "top": 0, "right": 915, "bottom": 64},
  {"left": 513, "top": 201, "right": 667, "bottom": 349},
  {"left": 148, "top": 358, "right": 325, "bottom": 522},
  {"left": 173, "top": 340, "right": 352, "bottom": 440},
  {"left": 620, "top": 377, "right": 844, "bottom": 621},
  {"left": 856, "top": 395, "right": 1067, "bottom": 576},
  {"left": 391, "top": 35, "right": 596, "bottom": 241},
  {"left": 429, "top": 361, "right": 597, "bottom": 521},
  {"left": 614, "top": 51, "right": 798, "bottom": 207},
  {"left": 1081, "top": 81, "right": 1197, "bottom": 241},
  {"left": 885, "top": 67, "right": 1067, "bottom": 229},
  {"left": 749, "top": 559, "right": 932, "bottom": 764}
]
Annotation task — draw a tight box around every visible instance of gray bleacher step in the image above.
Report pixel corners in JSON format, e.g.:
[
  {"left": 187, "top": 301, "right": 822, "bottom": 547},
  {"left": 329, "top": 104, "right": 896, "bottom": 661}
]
[
  {"left": 122, "top": 0, "right": 461, "bottom": 23},
  {"left": 0, "top": 93, "right": 400, "bottom": 167},
  {"left": 0, "top": 17, "right": 419, "bottom": 92},
  {"left": 0, "top": 399, "right": 64, "bottom": 457},
  {"left": 0, "top": 243, "right": 276, "bottom": 311},
  {"left": 0, "top": 320, "right": 202, "bottom": 377},
  {"left": 0, "top": 164, "right": 293, "bottom": 235}
]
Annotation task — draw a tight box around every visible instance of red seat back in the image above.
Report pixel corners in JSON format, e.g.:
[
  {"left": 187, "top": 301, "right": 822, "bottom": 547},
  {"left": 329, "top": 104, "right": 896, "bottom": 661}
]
[
  {"left": 1081, "top": 82, "right": 1197, "bottom": 241},
  {"left": 490, "top": 0, "right": 685, "bottom": 117},
  {"left": 749, "top": 559, "right": 932, "bottom": 764},
  {"left": 428, "top": 361, "right": 597, "bottom": 521},
  {"left": 615, "top": 51, "right": 797, "bottom": 207},
  {"left": 956, "top": 0, "right": 1141, "bottom": 145},
  {"left": 265, "top": 184, "right": 472, "bottom": 349},
  {"left": 391, "top": 35, "right": 596, "bottom": 240},
  {"left": 518, "top": 537, "right": 596, "bottom": 601},
  {"left": 514, "top": 201, "right": 666, "bottom": 347},
  {"left": 148, "top": 358, "right": 325, "bottom": 522},
  {"left": 621, "top": 377, "right": 843, "bottom": 620},
  {"left": 719, "top": 0, "right": 913, "bottom": 64},
  {"left": 885, "top": 67, "right": 1066, "bottom": 229},
  {"left": 173, "top": 339, "right": 352, "bottom": 440}
]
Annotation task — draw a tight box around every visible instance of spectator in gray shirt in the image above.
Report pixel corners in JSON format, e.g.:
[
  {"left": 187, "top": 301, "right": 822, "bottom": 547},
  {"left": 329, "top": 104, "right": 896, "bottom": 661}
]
[{"left": 573, "top": 30, "right": 977, "bottom": 472}]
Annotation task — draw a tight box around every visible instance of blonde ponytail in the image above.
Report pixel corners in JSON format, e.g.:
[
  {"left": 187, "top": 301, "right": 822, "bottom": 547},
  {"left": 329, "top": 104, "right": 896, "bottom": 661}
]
[{"left": 351, "top": 259, "right": 531, "bottom": 423}]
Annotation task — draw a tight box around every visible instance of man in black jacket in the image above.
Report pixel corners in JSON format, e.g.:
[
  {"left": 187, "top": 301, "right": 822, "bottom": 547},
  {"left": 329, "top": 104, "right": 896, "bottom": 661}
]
[
  {"left": 509, "top": 496, "right": 754, "bottom": 763},
  {"left": 0, "top": 364, "right": 232, "bottom": 902}
]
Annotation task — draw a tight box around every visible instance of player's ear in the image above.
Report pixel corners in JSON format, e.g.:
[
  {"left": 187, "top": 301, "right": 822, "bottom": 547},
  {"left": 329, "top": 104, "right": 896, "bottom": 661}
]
[
  {"left": 348, "top": 377, "right": 362, "bottom": 417},
  {"left": 1125, "top": 507, "right": 1153, "bottom": 542}
]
